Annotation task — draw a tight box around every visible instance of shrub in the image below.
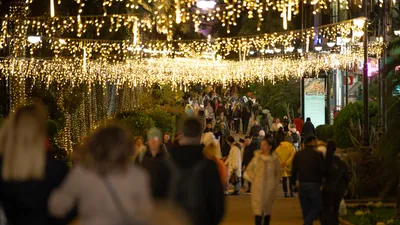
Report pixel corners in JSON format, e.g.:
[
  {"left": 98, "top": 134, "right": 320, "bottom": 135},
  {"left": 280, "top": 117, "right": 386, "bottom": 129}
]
[
  {"left": 47, "top": 120, "right": 60, "bottom": 139},
  {"left": 116, "top": 111, "right": 155, "bottom": 139},
  {"left": 147, "top": 107, "right": 176, "bottom": 135},
  {"left": 333, "top": 101, "right": 378, "bottom": 149},
  {"left": 315, "top": 124, "right": 334, "bottom": 142}
]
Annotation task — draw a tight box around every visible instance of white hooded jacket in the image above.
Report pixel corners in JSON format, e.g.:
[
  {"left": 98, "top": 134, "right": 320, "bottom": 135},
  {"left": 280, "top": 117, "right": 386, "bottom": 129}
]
[{"left": 225, "top": 144, "right": 242, "bottom": 178}]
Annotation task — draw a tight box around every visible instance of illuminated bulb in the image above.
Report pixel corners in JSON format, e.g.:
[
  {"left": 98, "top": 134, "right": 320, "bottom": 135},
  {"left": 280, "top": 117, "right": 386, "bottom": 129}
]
[
  {"left": 315, "top": 46, "right": 322, "bottom": 51},
  {"left": 274, "top": 48, "right": 281, "bottom": 53},
  {"left": 327, "top": 42, "right": 335, "bottom": 48},
  {"left": 285, "top": 46, "right": 295, "bottom": 52},
  {"left": 196, "top": 0, "right": 216, "bottom": 9},
  {"left": 249, "top": 50, "right": 255, "bottom": 55},
  {"left": 394, "top": 30, "right": 400, "bottom": 36},
  {"left": 353, "top": 30, "right": 364, "bottom": 38},
  {"left": 353, "top": 18, "right": 365, "bottom": 28},
  {"left": 27, "top": 36, "right": 41, "bottom": 44},
  {"left": 297, "top": 48, "right": 303, "bottom": 53}
]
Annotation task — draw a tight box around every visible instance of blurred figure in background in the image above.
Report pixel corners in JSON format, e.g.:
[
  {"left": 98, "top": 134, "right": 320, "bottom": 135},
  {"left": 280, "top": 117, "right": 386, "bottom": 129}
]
[
  {"left": 317, "top": 141, "right": 327, "bottom": 159},
  {"left": 133, "top": 136, "right": 146, "bottom": 161},
  {"left": 203, "top": 122, "right": 214, "bottom": 133},
  {"left": 215, "top": 123, "right": 230, "bottom": 158},
  {"left": 242, "top": 136, "right": 257, "bottom": 193},
  {"left": 293, "top": 115, "right": 304, "bottom": 136},
  {"left": 0, "top": 104, "right": 74, "bottom": 225},
  {"left": 275, "top": 127, "right": 287, "bottom": 147},
  {"left": 276, "top": 135, "right": 296, "bottom": 198},
  {"left": 291, "top": 136, "right": 324, "bottom": 225},
  {"left": 288, "top": 125, "right": 301, "bottom": 151},
  {"left": 49, "top": 124, "right": 152, "bottom": 225},
  {"left": 244, "top": 138, "right": 281, "bottom": 225},
  {"left": 302, "top": 118, "right": 315, "bottom": 138},
  {"left": 136, "top": 128, "right": 171, "bottom": 200},
  {"left": 163, "top": 132, "right": 174, "bottom": 152},
  {"left": 203, "top": 142, "right": 227, "bottom": 187},
  {"left": 232, "top": 104, "right": 241, "bottom": 133},
  {"left": 169, "top": 118, "right": 225, "bottom": 225},
  {"left": 250, "top": 119, "right": 262, "bottom": 138},
  {"left": 321, "top": 141, "right": 349, "bottom": 225},
  {"left": 225, "top": 136, "right": 242, "bottom": 195},
  {"left": 241, "top": 103, "right": 251, "bottom": 135}
]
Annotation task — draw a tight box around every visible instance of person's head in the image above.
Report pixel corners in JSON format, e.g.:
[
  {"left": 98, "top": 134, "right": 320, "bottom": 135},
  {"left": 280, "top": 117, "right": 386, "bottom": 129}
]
[
  {"left": 290, "top": 124, "right": 297, "bottom": 133},
  {"left": 220, "top": 123, "right": 226, "bottom": 130},
  {"left": 226, "top": 135, "right": 235, "bottom": 145},
  {"left": 0, "top": 103, "right": 47, "bottom": 181},
  {"left": 180, "top": 118, "right": 202, "bottom": 145},
  {"left": 284, "top": 135, "right": 292, "bottom": 143},
  {"left": 304, "top": 135, "right": 318, "bottom": 146},
  {"left": 148, "top": 128, "right": 162, "bottom": 152},
  {"left": 164, "top": 132, "right": 171, "bottom": 143},
  {"left": 276, "top": 118, "right": 281, "bottom": 123},
  {"left": 259, "top": 130, "right": 266, "bottom": 139},
  {"left": 278, "top": 127, "right": 284, "bottom": 133},
  {"left": 244, "top": 136, "right": 252, "bottom": 146},
  {"left": 253, "top": 119, "right": 258, "bottom": 125},
  {"left": 83, "top": 124, "right": 133, "bottom": 175},
  {"left": 306, "top": 117, "right": 311, "bottom": 122},
  {"left": 260, "top": 138, "right": 276, "bottom": 155},
  {"left": 206, "top": 123, "right": 212, "bottom": 129},
  {"left": 239, "top": 138, "right": 245, "bottom": 148},
  {"left": 134, "top": 136, "right": 144, "bottom": 147}
]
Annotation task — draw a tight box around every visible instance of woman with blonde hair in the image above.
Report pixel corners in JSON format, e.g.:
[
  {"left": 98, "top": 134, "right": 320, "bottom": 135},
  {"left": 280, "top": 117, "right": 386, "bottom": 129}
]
[
  {"left": 0, "top": 104, "right": 73, "bottom": 225},
  {"left": 203, "top": 142, "right": 227, "bottom": 187},
  {"left": 49, "top": 124, "right": 152, "bottom": 225}
]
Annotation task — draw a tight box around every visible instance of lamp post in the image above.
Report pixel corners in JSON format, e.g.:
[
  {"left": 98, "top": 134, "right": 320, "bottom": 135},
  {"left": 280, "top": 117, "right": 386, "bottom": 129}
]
[{"left": 362, "top": 0, "right": 369, "bottom": 146}]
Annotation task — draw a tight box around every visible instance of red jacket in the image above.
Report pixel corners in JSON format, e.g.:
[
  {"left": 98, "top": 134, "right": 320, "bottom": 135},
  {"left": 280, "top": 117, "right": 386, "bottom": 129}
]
[{"left": 293, "top": 118, "right": 304, "bottom": 135}]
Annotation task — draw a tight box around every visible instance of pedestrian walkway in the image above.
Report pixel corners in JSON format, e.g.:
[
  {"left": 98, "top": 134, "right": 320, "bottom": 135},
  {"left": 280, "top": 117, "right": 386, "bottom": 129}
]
[{"left": 221, "top": 195, "right": 305, "bottom": 225}]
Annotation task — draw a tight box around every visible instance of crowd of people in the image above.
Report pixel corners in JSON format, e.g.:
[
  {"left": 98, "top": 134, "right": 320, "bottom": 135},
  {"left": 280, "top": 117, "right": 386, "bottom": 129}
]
[{"left": 0, "top": 101, "right": 349, "bottom": 225}]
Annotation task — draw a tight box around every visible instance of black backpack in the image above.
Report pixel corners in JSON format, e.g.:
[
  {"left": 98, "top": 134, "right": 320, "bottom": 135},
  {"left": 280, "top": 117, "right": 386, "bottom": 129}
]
[
  {"left": 291, "top": 132, "right": 299, "bottom": 144},
  {"left": 167, "top": 159, "right": 208, "bottom": 225}
]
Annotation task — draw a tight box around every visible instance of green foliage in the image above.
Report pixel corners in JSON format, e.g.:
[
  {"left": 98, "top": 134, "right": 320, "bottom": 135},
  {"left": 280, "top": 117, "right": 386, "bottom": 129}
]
[
  {"left": 315, "top": 125, "right": 334, "bottom": 142},
  {"left": 116, "top": 111, "right": 155, "bottom": 139},
  {"left": 46, "top": 120, "right": 60, "bottom": 139},
  {"left": 333, "top": 101, "right": 378, "bottom": 149},
  {"left": 345, "top": 207, "right": 399, "bottom": 225},
  {"left": 146, "top": 107, "right": 176, "bottom": 135}
]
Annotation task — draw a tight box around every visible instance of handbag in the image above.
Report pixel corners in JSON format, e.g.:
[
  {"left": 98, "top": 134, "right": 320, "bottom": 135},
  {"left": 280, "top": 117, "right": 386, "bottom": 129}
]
[
  {"left": 229, "top": 169, "right": 240, "bottom": 185},
  {"left": 102, "top": 178, "right": 147, "bottom": 225}
]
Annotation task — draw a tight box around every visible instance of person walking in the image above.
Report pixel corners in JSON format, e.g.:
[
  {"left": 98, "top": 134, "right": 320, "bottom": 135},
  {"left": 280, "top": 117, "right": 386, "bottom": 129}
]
[
  {"left": 215, "top": 123, "right": 231, "bottom": 158},
  {"left": 276, "top": 135, "right": 296, "bottom": 197},
  {"left": 291, "top": 135, "right": 325, "bottom": 225},
  {"left": 250, "top": 119, "right": 262, "bottom": 138},
  {"left": 0, "top": 104, "right": 75, "bottom": 225},
  {"left": 275, "top": 127, "right": 287, "bottom": 146},
  {"left": 136, "top": 128, "right": 171, "bottom": 200},
  {"left": 204, "top": 142, "right": 227, "bottom": 187},
  {"left": 288, "top": 125, "right": 301, "bottom": 151},
  {"left": 242, "top": 136, "right": 257, "bottom": 193},
  {"left": 133, "top": 136, "right": 146, "bottom": 161},
  {"left": 169, "top": 118, "right": 225, "bottom": 225},
  {"left": 242, "top": 104, "right": 252, "bottom": 134},
  {"left": 49, "top": 125, "right": 152, "bottom": 225},
  {"left": 244, "top": 138, "right": 281, "bottom": 225},
  {"left": 225, "top": 136, "right": 242, "bottom": 195},
  {"left": 302, "top": 117, "right": 316, "bottom": 138},
  {"left": 163, "top": 132, "right": 174, "bottom": 152},
  {"left": 260, "top": 114, "right": 270, "bottom": 134},
  {"left": 233, "top": 104, "right": 241, "bottom": 133},
  {"left": 321, "top": 141, "right": 350, "bottom": 225},
  {"left": 203, "top": 122, "right": 214, "bottom": 133},
  {"left": 293, "top": 115, "right": 304, "bottom": 136}
]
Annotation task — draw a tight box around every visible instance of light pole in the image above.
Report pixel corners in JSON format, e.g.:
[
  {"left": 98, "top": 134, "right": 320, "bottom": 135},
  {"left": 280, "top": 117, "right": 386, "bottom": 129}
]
[{"left": 362, "top": 0, "right": 369, "bottom": 146}]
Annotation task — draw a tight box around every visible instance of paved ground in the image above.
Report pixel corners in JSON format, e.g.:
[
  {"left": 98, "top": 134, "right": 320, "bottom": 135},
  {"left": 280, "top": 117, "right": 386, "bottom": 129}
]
[{"left": 221, "top": 194, "right": 306, "bottom": 225}]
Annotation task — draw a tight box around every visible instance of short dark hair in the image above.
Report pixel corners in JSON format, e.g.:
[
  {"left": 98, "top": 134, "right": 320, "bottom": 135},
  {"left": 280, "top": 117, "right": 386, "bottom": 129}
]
[
  {"left": 245, "top": 135, "right": 251, "bottom": 139},
  {"left": 182, "top": 118, "right": 202, "bottom": 138},
  {"left": 306, "top": 117, "right": 311, "bottom": 122},
  {"left": 304, "top": 135, "right": 317, "bottom": 145},
  {"left": 226, "top": 135, "right": 235, "bottom": 144},
  {"left": 263, "top": 138, "right": 277, "bottom": 152}
]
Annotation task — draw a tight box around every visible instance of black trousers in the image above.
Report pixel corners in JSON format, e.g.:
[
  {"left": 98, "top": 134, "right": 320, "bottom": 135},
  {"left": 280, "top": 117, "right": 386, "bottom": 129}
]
[
  {"left": 255, "top": 215, "right": 270, "bottom": 225},
  {"left": 282, "top": 177, "right": 293, "bottom": 194},
  {"left": 320, "top": 190, "right": 345, "bottom": 225},
  {"left": 234, "top": 119, "right": 240, "bottom": 133},
  {"left": 242, "top": 119, "right": 249, "bottom": 134}
]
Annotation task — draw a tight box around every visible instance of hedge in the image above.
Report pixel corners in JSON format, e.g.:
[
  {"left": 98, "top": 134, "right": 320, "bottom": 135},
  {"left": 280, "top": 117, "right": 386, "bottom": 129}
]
[
  {"left": 333, "top": 101, "right": 378, "bottom": 149},
  {"left": 146, "top": 107, "right": 176, "bottom": 135},
  {"left": 116, "top": 111, "right": 156, "bottom": 139},
  {"left": 316, "top": 124, "right": 334, "bottom": 142}
]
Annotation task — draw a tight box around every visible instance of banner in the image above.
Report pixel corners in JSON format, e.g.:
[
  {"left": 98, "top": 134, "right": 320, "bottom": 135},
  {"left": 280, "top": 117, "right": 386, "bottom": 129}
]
[{"left": 304, "top": 78, "right": 326, "bottom": 127}]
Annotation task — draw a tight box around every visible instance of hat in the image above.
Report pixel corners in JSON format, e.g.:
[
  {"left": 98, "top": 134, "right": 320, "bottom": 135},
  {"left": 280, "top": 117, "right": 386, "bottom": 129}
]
[
  {"left": 148, "top": 128, "right": 162, "bottom": 140},
  {"left": 259, "top": 130, "right": 266, "bottom": 137}
]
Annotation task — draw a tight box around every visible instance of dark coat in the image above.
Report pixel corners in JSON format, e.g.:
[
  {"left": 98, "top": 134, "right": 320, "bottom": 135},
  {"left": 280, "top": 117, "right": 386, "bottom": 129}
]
[
  {"left": 241, "top": 107, "right": 251, "bottom": 122},
  {"left": 0, "top": 155, "right": 75, "bottom": 225},
  {"left": 242, "top": 142, "right": 257, "bottom": 167},
  {"left": 249, "top": 124, "right": 262, "bottom": 137},
  {"left": 323, "top": 156, "right": 350, "bottom": 193},
  {"left": 164, "top": 140, "right": 175, "bottom": 152},
  {"left": 169, "top": 145, "right": 225, "bottom": 225},
  {"left": 302, "top": 121, "right": 316, "bottom": 137},
  {"left": 215, "top": 128, "right": 230, "bottom": 157},
  {"left": 137, "top": 146, "right": 172, "bottom": 199}
]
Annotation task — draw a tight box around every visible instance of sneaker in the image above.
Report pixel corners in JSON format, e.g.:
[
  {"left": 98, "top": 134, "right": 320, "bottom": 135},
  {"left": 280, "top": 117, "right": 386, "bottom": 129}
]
[{"left": 284, "top": 193, "right": 289, "bottom": 198}]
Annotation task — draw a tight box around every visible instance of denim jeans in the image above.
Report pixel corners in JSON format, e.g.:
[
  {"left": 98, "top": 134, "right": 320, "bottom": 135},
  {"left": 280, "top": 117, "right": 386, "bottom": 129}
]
[{"left": 298, "top": 182, "right": 323, "bottom": 225}]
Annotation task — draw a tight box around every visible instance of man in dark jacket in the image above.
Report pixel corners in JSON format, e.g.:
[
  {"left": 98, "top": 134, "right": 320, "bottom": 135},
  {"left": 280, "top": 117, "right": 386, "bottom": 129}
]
[
  {"left": 169, "top": 118, "right": 225, "bottom": 225},
  {"left": 291, "top": 135, "right": 324, "bottom": 225},
  {"left": 241, "top": 105, "right": 251, "bottom": 134},
  {"left": 241, "top": 136, "right": 257, "bottom": 193},
  {"left": 302, "top": 117, "right": 316, "bottom": 138},
  {"left": 163, "top": 132, "right": 174, "bottom": 152},
  {"left": 249, "top": 119, "right": 262, "bottom": 138},
  {"left": 136, "top": 128, "right": 171, "bottom": 200}
]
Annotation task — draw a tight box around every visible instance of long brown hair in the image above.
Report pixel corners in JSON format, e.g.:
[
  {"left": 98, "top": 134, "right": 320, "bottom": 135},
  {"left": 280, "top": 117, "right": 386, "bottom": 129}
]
[
  {"left": 0, "top": 103, "right": 47, "bottom": 181},
  {"left": 80, "top": 124, "right": 133, "bottom": 175}
]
